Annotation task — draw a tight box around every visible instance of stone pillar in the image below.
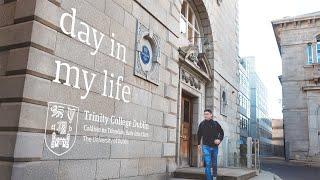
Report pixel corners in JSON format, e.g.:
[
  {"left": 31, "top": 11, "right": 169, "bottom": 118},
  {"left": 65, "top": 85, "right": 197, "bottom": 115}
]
[{"left": 222, "top": 136, "right": 229, "bottom": 167}]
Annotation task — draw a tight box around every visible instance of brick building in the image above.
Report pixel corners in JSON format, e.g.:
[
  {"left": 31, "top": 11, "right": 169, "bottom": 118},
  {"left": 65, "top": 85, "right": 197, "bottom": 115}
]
[{"left": 0, "top": 0, "right": 240, "bottom": 179}]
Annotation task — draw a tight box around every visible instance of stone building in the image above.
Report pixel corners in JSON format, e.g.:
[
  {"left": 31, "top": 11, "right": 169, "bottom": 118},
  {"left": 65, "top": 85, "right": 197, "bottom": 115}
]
[
  {"left": 272, "top": 11, "right": 320, "bottom": 161},
  {"left": 272, "top": 12, "right": 320, "bottom": 161},
  {"left": 0, "top": 0, "right": 240, "bottom": 179},
  {"left": 272, "top": 118, "right": 284, "bottom": 157}
]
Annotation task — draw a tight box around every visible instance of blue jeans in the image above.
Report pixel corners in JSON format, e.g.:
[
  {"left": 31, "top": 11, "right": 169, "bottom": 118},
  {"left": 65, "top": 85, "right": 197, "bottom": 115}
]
[{"left": 202, "top": 145, "right": 218, "bottom": 180}]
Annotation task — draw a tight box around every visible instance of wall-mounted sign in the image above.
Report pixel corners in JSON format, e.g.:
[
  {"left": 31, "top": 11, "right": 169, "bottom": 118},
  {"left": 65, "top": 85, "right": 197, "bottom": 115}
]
[
  {"left": 134, "top": 22, "right": 160, "bottom": 85},
  {"left": 56, "top": 8, "right": 131, "bottom": 102},
  {"left": 45, "top": 101, "right": 150, "bottom": 156},
  {"left": 43, "top": 8, "right": 151, "bottom": 157}
]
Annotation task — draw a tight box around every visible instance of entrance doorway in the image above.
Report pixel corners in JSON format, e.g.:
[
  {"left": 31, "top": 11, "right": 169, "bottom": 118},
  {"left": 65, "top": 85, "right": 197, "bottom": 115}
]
[{"left": 179, "top": 92, "right": 193, "bottom": 167}]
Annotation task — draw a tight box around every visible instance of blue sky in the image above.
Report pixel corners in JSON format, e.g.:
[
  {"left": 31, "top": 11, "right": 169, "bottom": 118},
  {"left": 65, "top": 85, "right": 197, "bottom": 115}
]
[{"left": 239, "top": 0, "right": 320, "bottom": 119}]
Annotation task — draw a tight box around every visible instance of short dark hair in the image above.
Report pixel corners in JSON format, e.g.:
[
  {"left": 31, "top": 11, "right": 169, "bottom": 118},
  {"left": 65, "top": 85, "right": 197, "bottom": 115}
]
[{"left": 204, "top": 109, "right": 212, "bottom": 114}]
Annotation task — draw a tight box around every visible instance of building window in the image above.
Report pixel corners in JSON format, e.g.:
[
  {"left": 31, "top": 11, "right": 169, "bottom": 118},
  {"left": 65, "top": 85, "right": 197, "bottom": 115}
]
[
  {"left": 306, "top": 43, "right": 313, "bottom": 64},
  {"left": 220, "top": 86, "right": 227, "bottom": 116},
  {"left": 317, "top": 36, "right": 320, "bottom": 63},
  {"left": 180, "top": 1, "right": 202, "bottom": 50},
  {"left": 240, "top": 115, "right": 249, "bottom": 131}
]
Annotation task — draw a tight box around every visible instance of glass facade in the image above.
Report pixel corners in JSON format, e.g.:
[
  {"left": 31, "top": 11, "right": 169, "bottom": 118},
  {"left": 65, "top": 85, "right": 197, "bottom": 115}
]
[
  {"left": 245, "top": 57, "right": 272, "bottom": 155},
  {"left": 238, "top": 58, "right": 250, "bottom": 141}
]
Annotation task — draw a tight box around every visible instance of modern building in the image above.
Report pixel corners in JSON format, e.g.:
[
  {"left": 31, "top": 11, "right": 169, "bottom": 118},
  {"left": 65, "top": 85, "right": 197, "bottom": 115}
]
[
  {"left": 245, "top": 56, "right": 273, "bottom": 156},
  {"left": 272, "top": 118, "right": 284, "bottom": 157},
  {"left": 0, "top": 0, "right": 240, "bottom": 179},
  {"left": 272, "top": 11, "right": 320, "bottom": 161},
  {"left": 238, "top": 58, "right": 250, "bottom": 143}
]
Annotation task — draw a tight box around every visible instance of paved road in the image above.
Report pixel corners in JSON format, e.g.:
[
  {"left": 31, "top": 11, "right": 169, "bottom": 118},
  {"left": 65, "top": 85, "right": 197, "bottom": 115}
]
[{"left": 260, "top": 157, "right": 320, "bottom": 180}]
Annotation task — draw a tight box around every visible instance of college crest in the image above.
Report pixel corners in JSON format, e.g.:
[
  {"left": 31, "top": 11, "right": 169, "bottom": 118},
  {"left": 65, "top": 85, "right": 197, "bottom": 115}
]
[{"left": 44, "top": 102, "right": 79, "bottom": 156}]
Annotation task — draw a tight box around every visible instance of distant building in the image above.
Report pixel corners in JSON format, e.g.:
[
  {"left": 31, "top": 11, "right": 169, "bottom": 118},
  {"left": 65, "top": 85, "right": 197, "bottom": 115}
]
[
  {"left": 245, "top": 56, "right": 273, "bottom": 156},
  {"left": 238, "top": 58, "right": 250, "bottom": 143},
  {"left": 272, "top": 11, "right": 320, "bottom": 161},
  {"left": 272, "top": 118, "right": 284, "bottom": 157}
]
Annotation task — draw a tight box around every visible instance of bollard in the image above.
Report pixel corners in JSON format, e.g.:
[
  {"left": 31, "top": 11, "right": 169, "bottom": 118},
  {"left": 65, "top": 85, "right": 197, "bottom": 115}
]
[{"left": 247, "top": 137, "right": 252, "bottom": 168}]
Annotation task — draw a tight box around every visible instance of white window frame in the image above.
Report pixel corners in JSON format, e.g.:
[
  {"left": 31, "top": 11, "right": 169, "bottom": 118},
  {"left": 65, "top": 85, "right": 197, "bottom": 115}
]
[
  {"left": 180, "top": 1, "right": 202, "bottom": 51},
  {"left": 306, "top": 43, "right": 313, "bottom": 64},
  {"left": 317, "top": 38, "right": 320, "bottom": 63}
]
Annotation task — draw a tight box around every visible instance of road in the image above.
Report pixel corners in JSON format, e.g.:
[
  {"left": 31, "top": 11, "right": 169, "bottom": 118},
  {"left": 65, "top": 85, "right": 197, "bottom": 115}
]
[{"left": 260, "top": 157, "right": 320, "bottom": 180}]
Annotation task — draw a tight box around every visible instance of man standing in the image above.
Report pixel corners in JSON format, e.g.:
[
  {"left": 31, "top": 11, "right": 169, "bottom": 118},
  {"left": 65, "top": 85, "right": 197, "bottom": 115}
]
[{"left": 197, "top": 109, "right": 224, "bottom": 180}]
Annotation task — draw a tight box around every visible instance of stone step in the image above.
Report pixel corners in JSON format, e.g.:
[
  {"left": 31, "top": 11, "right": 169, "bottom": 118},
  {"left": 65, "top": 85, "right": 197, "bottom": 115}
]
[
  {"left": 173, "top": 167, "right": 257, "bottom": 180},
  {"left": 169, "top": 178, "right": 198, "bottom": 180}
]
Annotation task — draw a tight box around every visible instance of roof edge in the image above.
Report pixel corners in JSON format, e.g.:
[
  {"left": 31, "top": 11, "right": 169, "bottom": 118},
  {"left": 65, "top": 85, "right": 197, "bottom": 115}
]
[{"left": 271, "top": 11, "right": 320, "bottom": 25}]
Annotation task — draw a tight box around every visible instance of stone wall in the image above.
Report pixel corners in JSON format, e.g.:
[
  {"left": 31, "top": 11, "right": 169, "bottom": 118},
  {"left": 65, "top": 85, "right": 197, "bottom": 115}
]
[
  {"left": 208, "top": 0, "right": 241, "bottom": 166},
  {"left": 0, "top": 0, "right": 180, "bottom": 179},
  {"left": 0, "top": 0, "right": 241, "bottom": 179}
]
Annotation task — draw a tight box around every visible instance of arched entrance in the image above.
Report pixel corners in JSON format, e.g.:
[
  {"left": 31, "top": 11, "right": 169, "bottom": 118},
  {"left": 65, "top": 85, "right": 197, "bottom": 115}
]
[{"left": 176, "top": 0, "right": 214, "bottom": 168}]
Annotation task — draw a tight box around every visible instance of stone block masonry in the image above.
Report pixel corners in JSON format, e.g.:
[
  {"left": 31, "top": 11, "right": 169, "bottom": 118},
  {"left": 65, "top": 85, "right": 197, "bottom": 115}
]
[
  {"left": 0, "top": 0, "right": 242, "bottom": 178},
  {"left": 0, "top": 0, "right": 181, "bottom": 179}
]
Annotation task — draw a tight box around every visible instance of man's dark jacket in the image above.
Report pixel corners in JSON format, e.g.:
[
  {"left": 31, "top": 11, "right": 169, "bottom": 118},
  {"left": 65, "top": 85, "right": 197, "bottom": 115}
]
[
  {"left": 197, "top": 119, "right": 224, "bottom": 147},
  {"left": 197, "top": 119, "right": 224, "bottom": 167}
]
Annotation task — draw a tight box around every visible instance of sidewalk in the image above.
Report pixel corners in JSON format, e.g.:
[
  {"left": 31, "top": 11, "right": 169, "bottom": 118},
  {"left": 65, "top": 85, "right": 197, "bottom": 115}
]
[
  {"left": 172, "top": 167, "right": 257, "bottom": 179},
  {"left": 261, "top": 156, "right": 320, "bottom": 168},
  {"left": 249, "top": 170, "right": 282, "bottom": 180},
  {"left": 170, "top": 169, "right": 281, "bottom": 180}
]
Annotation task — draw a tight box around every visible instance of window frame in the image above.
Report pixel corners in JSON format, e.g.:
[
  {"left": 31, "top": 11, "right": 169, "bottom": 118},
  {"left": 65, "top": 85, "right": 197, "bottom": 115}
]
[
  {"left": 317, "top": 37, "right": 320, "bottom": 63},
  {"left": 220, "top": 86, "right": 227, "bottom": 116},
  {"left": 306, "top": 43, "right": 313, "bottom": 64},
  {"left": 180, "top": 1, "right": 202, "bottom": 50}
]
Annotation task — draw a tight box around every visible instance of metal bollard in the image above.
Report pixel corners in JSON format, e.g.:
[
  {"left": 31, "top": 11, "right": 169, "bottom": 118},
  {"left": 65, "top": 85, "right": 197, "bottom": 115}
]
[{"left": 247, "top": 137, "right": 252, "bottom": 168}]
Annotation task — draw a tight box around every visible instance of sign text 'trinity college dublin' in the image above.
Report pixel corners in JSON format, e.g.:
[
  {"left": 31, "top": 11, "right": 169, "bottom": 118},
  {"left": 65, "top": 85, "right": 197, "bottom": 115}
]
[{"left": 53, "top": 8, "right": 131, "bottom": 102}]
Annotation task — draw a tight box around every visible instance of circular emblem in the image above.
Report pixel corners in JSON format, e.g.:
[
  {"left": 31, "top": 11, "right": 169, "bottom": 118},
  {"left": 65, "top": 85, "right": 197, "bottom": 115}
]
[{"left": 140, "top": 45, "right": 150, "bottom": 64}]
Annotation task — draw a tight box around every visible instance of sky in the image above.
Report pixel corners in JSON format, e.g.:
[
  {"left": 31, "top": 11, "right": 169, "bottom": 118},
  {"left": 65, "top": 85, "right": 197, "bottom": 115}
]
[{"left": 239, "top": 0, "right": 320, "bottom": 119}]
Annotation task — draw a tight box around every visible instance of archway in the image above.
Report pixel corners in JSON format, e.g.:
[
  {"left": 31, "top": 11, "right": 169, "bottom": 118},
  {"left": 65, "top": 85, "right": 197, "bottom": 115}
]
[{"left": 177, "top": 0, "right": 215, "bottom": 168}]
